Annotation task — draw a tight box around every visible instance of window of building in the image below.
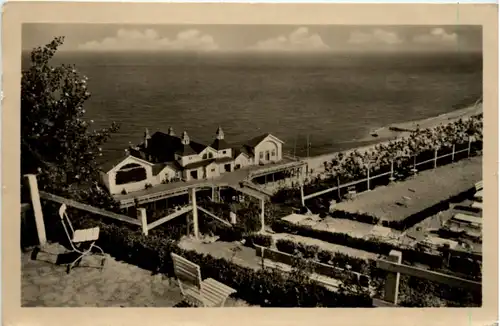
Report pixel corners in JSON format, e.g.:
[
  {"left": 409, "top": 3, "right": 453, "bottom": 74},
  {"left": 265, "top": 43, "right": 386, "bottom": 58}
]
[
  {"left": 209, "top": 153, "right": 214, "bottom": 158},
  {"left": 203, "top": 154, "right": 208, "bottom": 159},
  {"left": 115, "top": 164, "right": 147, "bottom": 185},
  {"left": 222, "top": 150, "right": 227, "bottom": 154},
  {"left": 272, "top": 149, "right": 276, "bottom": 157},
  {"left": 259, "top": 152, "right": 264, "bottom": 159},
  {"left": 211, "top": 168, "right": 216, "bottom": 172}
]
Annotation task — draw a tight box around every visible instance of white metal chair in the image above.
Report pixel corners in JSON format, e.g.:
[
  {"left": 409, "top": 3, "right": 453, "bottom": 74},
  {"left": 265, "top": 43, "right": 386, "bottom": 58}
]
[{"left": 58, "top": 203, "right": 105, "bottom": 273}]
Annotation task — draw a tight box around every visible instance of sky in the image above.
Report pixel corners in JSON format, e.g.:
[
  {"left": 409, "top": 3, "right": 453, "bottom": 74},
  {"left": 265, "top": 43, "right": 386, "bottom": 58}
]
[{"left": 22, "top": 24, "right": 482, "bottom": 53}]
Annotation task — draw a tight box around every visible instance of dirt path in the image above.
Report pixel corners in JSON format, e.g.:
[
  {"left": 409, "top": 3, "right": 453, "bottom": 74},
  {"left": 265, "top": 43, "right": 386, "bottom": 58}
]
[{"left": 22, "top": 243, "right": 250, "bottom": 307}]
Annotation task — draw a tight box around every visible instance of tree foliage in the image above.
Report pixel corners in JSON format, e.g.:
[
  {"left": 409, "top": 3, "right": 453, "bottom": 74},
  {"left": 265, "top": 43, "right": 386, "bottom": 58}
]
[{"left": 21, "top": 36, "right": 120, "bottom": 209}]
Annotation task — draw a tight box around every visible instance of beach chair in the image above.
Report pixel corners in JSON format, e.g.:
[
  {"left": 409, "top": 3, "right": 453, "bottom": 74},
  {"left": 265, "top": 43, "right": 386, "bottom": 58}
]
[
  {"left": 170, "top": 253, "right": 236, "bottom": 307},
  {"left": 58, "top": 204, "right": 105, "bottom": 273}
]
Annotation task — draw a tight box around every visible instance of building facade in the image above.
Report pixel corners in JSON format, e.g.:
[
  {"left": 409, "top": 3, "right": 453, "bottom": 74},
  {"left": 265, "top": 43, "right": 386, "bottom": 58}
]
[{"left": 100, "top": 126, "right": 284, "bottom": 195}]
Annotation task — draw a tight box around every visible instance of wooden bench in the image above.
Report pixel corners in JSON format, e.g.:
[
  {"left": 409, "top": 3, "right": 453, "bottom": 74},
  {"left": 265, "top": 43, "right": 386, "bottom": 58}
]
[{"left": 171, "top": 253, "right": 237, "bottom": 307}]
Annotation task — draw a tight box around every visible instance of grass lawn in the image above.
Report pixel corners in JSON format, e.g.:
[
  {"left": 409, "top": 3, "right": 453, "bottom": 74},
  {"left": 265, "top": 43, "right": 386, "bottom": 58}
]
[{"left": 333, "top": 156, "right": 482, "bottom": 222}]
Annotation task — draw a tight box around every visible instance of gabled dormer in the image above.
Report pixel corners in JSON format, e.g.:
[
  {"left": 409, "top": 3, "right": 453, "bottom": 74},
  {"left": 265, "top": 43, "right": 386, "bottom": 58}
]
[
  {"left": 174, "top": 131, "right": 198, "bottom": 166},
  {"left": 211, "top": 126, "right": 232, "bottom": 158}
]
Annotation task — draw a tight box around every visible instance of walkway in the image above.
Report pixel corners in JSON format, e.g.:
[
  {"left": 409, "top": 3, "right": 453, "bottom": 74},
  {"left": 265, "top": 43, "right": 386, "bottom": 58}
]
[
  {"left": 22, "top": 243, "right": 251, "bottom": 307},
  {"left": 177, "top": 237, "right": 343, "bottom": 290},
  {"left": 114, "top": 160, "right": 299, "bottom": 208}
]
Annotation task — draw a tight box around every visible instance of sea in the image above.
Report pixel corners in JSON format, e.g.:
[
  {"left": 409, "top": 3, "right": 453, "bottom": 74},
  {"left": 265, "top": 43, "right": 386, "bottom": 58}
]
[{"left": 22, "top": 51, "right": 482, "bottom": 162}]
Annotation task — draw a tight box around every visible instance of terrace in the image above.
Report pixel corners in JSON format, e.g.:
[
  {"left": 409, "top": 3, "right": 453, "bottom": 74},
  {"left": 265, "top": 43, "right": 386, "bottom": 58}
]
[
  {"left": 332, "top": 156, "right": 482, "bottom": 222},
  {"left": 114, "top": 157, "right": 305, "bottom": 208},
  {"left": 22, "top": 243, "right": 252, "bottom": 307}
]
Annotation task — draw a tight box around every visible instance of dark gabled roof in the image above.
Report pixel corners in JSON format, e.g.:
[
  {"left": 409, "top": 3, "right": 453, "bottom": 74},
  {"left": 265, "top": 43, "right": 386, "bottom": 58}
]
[
  {"left": 245, "top": 133, "right": 271, "bottom": 149},
  {"left": 183, "top": 159, "right": 216, "bottom": 170},
  {"left": 176, "top": 144, "right": 198, "bottom": 156},
  {"left": 99, "top": 154, "right": 130, "bottom": 173},
  {"left": 152, "top": 163, "right": 167, "bottom": 176},
  {"left": 211, "top": 138, "right": 232, "bottom": 150},
  {"left": 189, "top": 141, "right": 209, "bottom": 154},
  {"left": 99, "top": 154, "right": 154, "bottom": 173},
  {"left": 146, "top": 132, "right": 183, "bottom": 161},
  {"left": 215, "top": 156, "right": 234, "bottom": 164},
  {"left": 144, "top": 131, "right": 209, "bottom": 160}
]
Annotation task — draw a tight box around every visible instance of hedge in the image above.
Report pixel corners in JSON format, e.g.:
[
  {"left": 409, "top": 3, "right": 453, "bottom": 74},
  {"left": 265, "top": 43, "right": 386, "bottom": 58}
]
[
  {"left": 245, "top": 233, "right": 273, "bottom": 248},
  {"left": 331, "top": 210, "right": 380, "bottom": 225},
  {"left": 271, "top": 219, "right": 447, "bottom": 268},
  {"left": 381, "top": 186, "right": 477, "bottom": 231},
  {"left": 70, "top": 217, "right": 372, "bottom": 307},
  {"left": 275, "top": 238, "right": 371, "bottom": 274}
]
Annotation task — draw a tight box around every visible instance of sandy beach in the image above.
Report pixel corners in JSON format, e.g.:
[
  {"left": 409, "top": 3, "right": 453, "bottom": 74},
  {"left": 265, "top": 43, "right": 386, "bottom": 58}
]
[{"left": 303, "top": 103, "right": 482, "bottom": 174}]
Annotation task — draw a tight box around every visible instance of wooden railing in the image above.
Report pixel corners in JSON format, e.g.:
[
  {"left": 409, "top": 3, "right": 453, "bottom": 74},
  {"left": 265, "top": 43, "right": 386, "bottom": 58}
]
[
  {"left": 22, "top": 175, "right": 266, "bottom": 247},
  {"left": 373, "top": 250, "right": 481, "bottom": 307}
]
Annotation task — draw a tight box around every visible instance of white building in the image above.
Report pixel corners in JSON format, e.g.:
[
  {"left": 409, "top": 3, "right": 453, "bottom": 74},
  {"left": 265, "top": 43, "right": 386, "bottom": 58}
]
[{"left": 100, "top": 127, "right": 284, "bottom": 195}]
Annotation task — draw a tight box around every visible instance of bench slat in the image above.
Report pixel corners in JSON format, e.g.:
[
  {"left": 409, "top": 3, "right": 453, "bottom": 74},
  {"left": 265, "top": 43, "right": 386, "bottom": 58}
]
[{"left": 204, "top": 278, "right": 236, "bottom": 295}]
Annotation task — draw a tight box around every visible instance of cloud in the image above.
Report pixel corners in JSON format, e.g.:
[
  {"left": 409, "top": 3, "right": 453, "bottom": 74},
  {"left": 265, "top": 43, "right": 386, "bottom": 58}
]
[
  {"left": 77, "top": 28, "right": 219, "bottom": 52},
  {"left": 412, "top": 28, "right": 458, "bottom": 45},
  {"left": 249, "top": 27, "right": 329, "bottom": 52},
  {"left": 348, "top": 29, "right": 403, "bottom": 45}
]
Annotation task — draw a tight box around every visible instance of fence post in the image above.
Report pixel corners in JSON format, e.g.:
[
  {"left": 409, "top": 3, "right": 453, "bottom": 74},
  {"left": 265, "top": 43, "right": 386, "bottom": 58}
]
[
  {"left": 260, "top": 198, "right": 265, "bottom": 232},
  {"left": 451, "top": 144, "right": 455, "bottom": 161},
  {"left": 366, "top": 166, "right": 370, "bottom": 191},
  {"left": 468, "top": 137, "right": 472, "bottom": 157},
  {"left": 24, "top": 174, "right": 47, "bottom": 247},
  {"left": 300, "top": 184, "right": 305, "bottom": 207},
  {"left": 383, "top": 250, "right": 403, "bottom": 305},
  {"left": 389, "top": 160, "right": 395, "bottom": 182},
  {"left": 412, "top": 155, "right": 417, "bottom": 174},
  {"left": 190, "top": 187, "right": 199, "bottom": 239},
  {"left": 137, "top": 208, "right": 148, "bottom": 236},
  {"left": 434, "top": 148, "right": 438, "bottom": 168},
  {"left": 337, "top": 176, "right": 341, "bottom": 199}
]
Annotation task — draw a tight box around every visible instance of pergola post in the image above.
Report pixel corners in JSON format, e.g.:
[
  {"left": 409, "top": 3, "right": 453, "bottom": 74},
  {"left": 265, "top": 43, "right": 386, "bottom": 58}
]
[
  {"left": 260, "top": 198, "right": 265, "bottom": 233},
  {"left": 300, "top": 184, "right": 305, "bottom": 207},
  {"left": 137, "top": 208, "right": 148, "bottom": 236},
  {"left": 25, "top": 174, "right": 47, "bottom": 247},
  {"left": 190, "top": 187, "right": 199, "bottom": 239}
]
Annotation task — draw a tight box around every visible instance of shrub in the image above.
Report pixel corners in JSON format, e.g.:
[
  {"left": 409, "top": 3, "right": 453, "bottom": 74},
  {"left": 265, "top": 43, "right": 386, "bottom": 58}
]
[
  {"left": 246, "top": 234, "right": 273, "bottom": 247},
  {"left": 301, "top": 244, "right": 320, "bottom": 259},
  {"left": 271, "top": 219, "right": 394, "bottom": 255},
  {"left": 317, "top": 250, "right": 333, "bottom": 264},
  {"left": 276, "top": 239, "right": 297, "bottom": 255},
  {"left": 332, "top": 210, "right": 380, "bottom": 225}
]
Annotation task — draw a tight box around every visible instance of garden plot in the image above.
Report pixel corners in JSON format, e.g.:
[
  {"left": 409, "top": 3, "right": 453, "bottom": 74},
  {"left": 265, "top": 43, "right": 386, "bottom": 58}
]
[{"left": 333, "top": 156, "right": 482, "bottom": 222}]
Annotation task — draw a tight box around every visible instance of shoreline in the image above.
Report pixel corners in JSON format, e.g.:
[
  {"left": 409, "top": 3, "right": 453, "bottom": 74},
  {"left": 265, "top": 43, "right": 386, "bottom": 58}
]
[{"left": 301, "top": 103, "right": 482, "bottom": 173}]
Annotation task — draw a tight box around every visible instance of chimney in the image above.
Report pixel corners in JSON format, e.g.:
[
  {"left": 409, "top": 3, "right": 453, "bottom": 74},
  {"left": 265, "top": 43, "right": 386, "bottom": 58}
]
[
  {"left": 168, "top": 126, "right": 175, "bottom": 136},
  {"left": 144, "top": 128, "right": 151, "bottom": 149},
  {"left": 181, "top": 131, "right": 190, "bottom": 145},
  {"left": 216, "top": 126, "right": 224, "bottom": 140}
]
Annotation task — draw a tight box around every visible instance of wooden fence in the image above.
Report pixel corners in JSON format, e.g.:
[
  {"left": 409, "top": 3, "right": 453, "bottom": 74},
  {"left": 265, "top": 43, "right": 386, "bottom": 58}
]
[
  {"left": 373, "top": 250, "right": 481, "bottom": 307},
  {"left": 22, "top": 174, "right": 261, "bottom": 247},
  {"left": 302, "top": 140, "right": 478, "bottom": 203}
]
